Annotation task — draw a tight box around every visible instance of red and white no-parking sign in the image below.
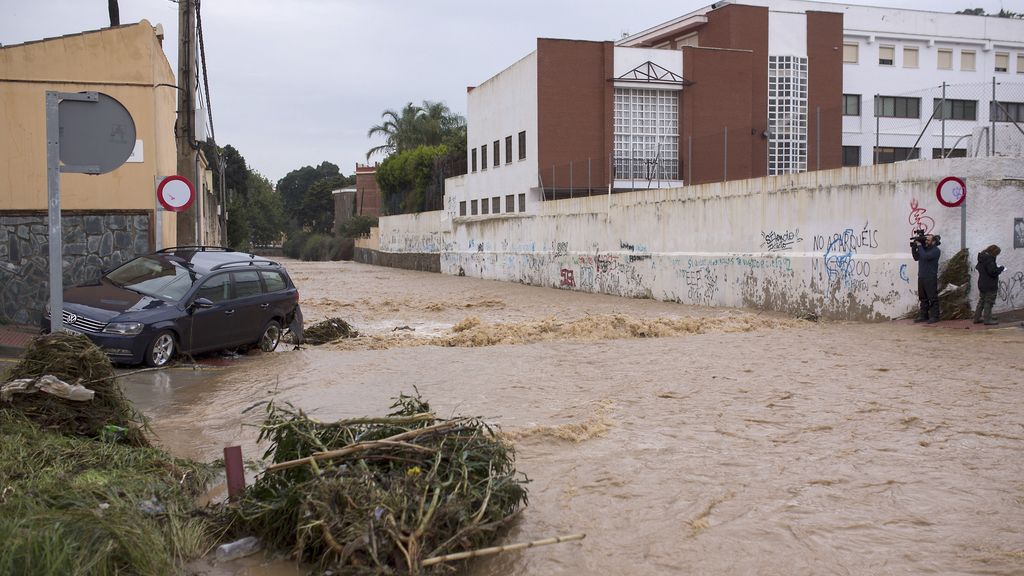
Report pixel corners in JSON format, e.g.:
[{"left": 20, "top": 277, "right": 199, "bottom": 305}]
[
  {"left": 156, "top": 175, "right": 195, "bottom": 212},
  {"left": 936, "top": 176, "right": 966, "bottom": 208}
]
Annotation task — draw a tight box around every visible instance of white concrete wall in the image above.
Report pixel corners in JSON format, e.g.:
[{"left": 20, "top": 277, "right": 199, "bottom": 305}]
[
  {"left": 768, "top": 11, "right": 807, "bottom": 57},
  {"left": 380, "top": 157, "right": 1024, "bottom": 320},
  {"left": 464, "top": 51, "right": 538, "bottom": 215}
]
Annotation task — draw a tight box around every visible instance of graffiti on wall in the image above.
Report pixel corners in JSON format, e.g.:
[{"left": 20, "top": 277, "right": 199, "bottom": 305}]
[
  {"left": 908, "top": 198, "right": 935, "bottom": 235},
  {"left": 999, "top": 271, "right": 1024, "bottom": 307},
  {"left": 560, "top": 268, "right": 576, "bottom": 287},
  {"left": 811, "top": 223, "right": 878, "bottom": 292},
  {"left": 760, "top": 228, "right": 803, "bottom": 252}
]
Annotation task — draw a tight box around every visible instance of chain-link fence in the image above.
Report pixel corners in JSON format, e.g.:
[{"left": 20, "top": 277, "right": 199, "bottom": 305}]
[{"left": 534, "top": 78, "right": 1024, "bottom": 200}]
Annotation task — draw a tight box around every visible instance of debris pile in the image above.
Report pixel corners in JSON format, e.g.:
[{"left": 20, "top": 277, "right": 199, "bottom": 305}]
[
  {"left": 303, "top": 317, "right": 359, "bottom": 345},
  {"left": 2, "top": 332, "right": 148, "bottom": 446},
  {"left": 218, "top": 394, "right": 529, "bottom": 574},
  {"left": 938, "top": 248, "right": 972, "bottom": 320}
]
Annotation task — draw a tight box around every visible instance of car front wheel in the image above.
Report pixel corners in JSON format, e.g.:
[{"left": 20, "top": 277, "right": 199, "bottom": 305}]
[
  {"left": 258, "top": 320, "right": 282, "bottom": 352},
  {"left": 145, "top": 330, "right": 176, "bottom": 367}
]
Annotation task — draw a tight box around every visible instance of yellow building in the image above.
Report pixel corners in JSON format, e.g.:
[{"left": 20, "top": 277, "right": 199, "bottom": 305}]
[{"left": 0, "top": 21, "right": 178, "bottom": 325}]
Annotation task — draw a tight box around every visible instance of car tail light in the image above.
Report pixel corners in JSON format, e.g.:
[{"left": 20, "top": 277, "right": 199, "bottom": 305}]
[{"left": 293, "top": 289, "right": 299, "bottom": 302}]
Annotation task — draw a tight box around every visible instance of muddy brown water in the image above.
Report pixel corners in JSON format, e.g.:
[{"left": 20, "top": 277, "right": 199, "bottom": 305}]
[{"left": 122, "top": 260, "right": 1024, "bottom": 575}]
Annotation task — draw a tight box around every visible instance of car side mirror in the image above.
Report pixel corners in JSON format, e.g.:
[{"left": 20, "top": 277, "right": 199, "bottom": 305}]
[{"left": 192, "top": 297, "right": 214, "bottom": 309}]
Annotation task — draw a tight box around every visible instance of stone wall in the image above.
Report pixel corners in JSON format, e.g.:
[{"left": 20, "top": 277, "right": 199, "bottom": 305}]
[
  {"left": 353, "top": 247, "right": 440, "bottom": 273},
  {"left": 0, "top": 211, "right": 151, "bottom": 326}
]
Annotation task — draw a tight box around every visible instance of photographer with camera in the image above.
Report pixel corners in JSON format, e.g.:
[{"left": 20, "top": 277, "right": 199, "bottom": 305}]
[{"left": 911, "top": 230, "right": 941, "bottom": 324}]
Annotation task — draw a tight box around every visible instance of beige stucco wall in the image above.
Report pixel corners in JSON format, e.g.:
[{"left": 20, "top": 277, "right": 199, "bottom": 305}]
[{"left": 0, "top": 20, "right": 178, "bottom": 246}]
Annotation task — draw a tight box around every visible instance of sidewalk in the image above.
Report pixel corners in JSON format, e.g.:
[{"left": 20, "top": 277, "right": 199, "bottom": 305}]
[{"left": 0, "top": 324, "right": 39, "bottom": 358}]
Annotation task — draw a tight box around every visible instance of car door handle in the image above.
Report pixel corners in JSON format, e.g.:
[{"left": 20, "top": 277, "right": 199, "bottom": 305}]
[
  {"left": 259, "top": 303, "right": 270, "bottom": 309},
  {"left": 224, "top": 309, "right": 235, "bottom": 315}
]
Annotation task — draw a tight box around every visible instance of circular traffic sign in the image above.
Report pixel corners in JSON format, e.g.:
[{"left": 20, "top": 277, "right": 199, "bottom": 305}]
[
  {"left": 936, "top": 176, "right": 966, "bottom": 207},
  {"left": 59, "top": 92, "right": 136, "bottom": 174},
  {"left": 157, "top": 175, "right": 195, "bottom": 212}
]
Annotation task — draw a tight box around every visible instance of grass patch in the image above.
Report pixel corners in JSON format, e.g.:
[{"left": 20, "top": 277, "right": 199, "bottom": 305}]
[{"left": 0, "top": 410, "right": 217, "bottom": 575}]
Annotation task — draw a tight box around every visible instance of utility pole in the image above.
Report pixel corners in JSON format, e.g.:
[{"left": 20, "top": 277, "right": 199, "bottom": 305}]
[{"left": 176, "top": 0, "right": 199, "bottom": 246}]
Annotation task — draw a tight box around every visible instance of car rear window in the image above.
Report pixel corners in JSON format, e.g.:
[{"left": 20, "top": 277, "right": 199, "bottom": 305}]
[
  {"left": 260, "top": 271, "right": 287, "bottom": 293},
  {"left": 233, "top": 270, "right": 262, "bottom": 298}
]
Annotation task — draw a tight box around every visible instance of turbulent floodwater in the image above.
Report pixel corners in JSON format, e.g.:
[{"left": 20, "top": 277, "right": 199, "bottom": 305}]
[{"left": 123, "top": 259, "right": 1024, "bottom": 575}]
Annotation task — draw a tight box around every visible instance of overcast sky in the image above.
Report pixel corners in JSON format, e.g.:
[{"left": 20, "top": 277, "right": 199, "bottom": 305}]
[{"left": 2, "top": 0, "right": 1021, "bottom": 183}]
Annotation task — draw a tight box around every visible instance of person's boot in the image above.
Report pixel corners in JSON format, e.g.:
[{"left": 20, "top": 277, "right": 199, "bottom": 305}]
[{"left": 927, "top": 318, "right": 940, "bottom": 324}]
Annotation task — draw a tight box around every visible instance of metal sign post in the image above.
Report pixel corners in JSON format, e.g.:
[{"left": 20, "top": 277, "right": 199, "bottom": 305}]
[{"left": 45, "top": 91, "right": 136, "bottom": 333}]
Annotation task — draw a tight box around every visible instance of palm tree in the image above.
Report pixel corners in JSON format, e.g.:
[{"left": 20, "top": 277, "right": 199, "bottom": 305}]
[{"left": 366, "top": 101, "right": 466, "bottom": 160}]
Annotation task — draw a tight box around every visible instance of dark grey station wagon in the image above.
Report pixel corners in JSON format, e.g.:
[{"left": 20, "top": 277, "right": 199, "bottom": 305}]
[{"left": 43, "top": 246, "right": 303, "bottom": 367}]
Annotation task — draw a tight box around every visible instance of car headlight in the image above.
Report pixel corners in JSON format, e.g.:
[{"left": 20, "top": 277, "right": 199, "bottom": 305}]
[{"left": 103, "top": 322, "right": 145, "bottom": 336}]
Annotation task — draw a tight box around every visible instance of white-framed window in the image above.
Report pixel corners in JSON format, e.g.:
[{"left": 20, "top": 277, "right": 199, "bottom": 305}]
[
  {"left": 995, "top": 52, "right": 1009, "bottom": 73},
  {"left": 937, "top": 49, "right": 953, "bottom": 70},
  {"left": 903, "top": 47, "right": 918, "bottom": 68},
  {"left": 613, "top": 88, "right": 679, "bottom": 181},
  {"left": 879, "top": 45, "right": 895, "bottom": 66},
  {"left": 961, "top": 50, "right": 976, "bottom": 71},
  {"left": 843, "top": 43, "right": 858, "bottom": 63},
  {"left": 1018, "top": 54, "right": 1024, "bottom": 74},
  {"left": 768, "top": 55, "right": 808, "bottom": 175}
]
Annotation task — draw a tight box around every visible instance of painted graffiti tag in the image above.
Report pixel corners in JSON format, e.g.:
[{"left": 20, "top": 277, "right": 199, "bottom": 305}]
[
  {"left": 761, "top": 228, "right": 803, "bottom": 252},
  {"left": 899, "top": 264, "right": 909, "bottom": 283},
  {"left": 998, "top": 271, "right": 1024, "bottom": 308},
  {"left": 908, "top": 198, "right": 935, "bottom": 235},
  {"left": 560, "top": 268, "right": 576, "bottom": 287}
]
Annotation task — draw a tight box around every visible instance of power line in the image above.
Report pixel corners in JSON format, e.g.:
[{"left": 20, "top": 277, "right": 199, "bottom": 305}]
[{"left": 195, "top": 0, "right": 215, "bottom": 146}]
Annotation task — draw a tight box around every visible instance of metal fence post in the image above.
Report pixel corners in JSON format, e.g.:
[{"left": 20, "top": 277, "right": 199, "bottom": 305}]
[{"left": 723, "top": 127, "right": 728, "bottom": 182}]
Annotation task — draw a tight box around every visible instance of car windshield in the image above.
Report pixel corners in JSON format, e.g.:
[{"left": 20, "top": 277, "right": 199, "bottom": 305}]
[{"left": 104, "top": 256, "right": 198, "bottom": 301}]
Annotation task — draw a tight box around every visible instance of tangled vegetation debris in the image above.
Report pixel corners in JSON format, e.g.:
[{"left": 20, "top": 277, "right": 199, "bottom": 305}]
[
  {"left": 2, "top": 332, "right": 148, "bottom": 446},
  {"left": 217, "top": 394, "right": 529, "bottom": 574},
  {"left": 304, "top": 317, "right": 360, "bottom": 345}
]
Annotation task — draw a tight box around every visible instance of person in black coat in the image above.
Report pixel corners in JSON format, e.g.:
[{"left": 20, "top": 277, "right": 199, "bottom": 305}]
[
  {"left": 911, "top": 233, "right": 941, "bottom": 324},
  {"left": 973, "top": 244, "right": 1005, "bottom": 325}
]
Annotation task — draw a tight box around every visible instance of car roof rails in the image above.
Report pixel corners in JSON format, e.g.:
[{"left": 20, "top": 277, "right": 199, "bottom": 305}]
[
  {"left": 156, "top": 245, "right": 232, "bottom": 253},
  {"left": 210, "top": 259, "right": 279, "bottom": 271}
]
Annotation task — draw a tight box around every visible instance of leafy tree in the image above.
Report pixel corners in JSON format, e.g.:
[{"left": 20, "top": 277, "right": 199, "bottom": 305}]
[
  {"left": 366, "top": 101, "right": 465, "bottom": 160},
  {"left": 955, "top": 7, "right": 1022, "bottom": 17},
  {"left": 955, "top": 7, "right": 986, "bottom": 15},
  {"left": 276, "top": 161, "right": 341, "bottom": 224},
  {"left": 299, "top": 175, "right": 353, "bottom": 234},
  {"left": 226, "top": 171, "right": 285, "bottom": 249},
  {"left": 376, "top": 145, "right": 449, "bottom": 214},
  {"left": 335, "top": 215, "right": 378, "bottom": 238}
]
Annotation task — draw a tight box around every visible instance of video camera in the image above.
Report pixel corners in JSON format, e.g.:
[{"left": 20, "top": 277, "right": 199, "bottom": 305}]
[{"left": 910, "top": 229, "right": 940, "bottom": 246}]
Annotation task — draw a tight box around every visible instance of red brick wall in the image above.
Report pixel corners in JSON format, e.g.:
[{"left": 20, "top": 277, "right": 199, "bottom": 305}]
[
  {"left": 681, "top": 47, "right": 754, "bottom": 185},
  {"left": 697, "top": 4, "right": 769, "bottom": 177},
  {"left": 806, "top": 11, "right": 844, "bottom": 171},
  {"left": 356, "top": 165, "right": 380, "bottom": 217},
  {"left": 537, "top": 39, "right": 613, "bottom": 190}
]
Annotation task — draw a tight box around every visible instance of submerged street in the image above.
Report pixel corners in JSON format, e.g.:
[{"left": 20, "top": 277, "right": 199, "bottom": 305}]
[{"left": 123, "top": 259, "right": 1024, "bottom": 575}]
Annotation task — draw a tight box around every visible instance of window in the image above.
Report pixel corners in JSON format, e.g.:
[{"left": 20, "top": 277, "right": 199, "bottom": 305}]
[
  {"left": 932, "top": 148, "right": 967, "bottom": 159},
  {"left": 196, "top": 273, "right": 231, "bottom": 303},
  {"left": 1018, "top": 54, "right": 1024, "bottom": 74},
  {"left": 875, "top": 96, "right": 920, "bottom": 119},
  {"left": 937, "top": 49, "right": 952, "bottom": 70},
  {"left": 878, "top": 45, "right": 895, "bottom": 66},
  {"left": 493, "top": 140, "right": 500, "bottom": 167},
  {"left": 991, "top": 101, "right": 1024, "bottom": 123},
  {"left": 873, "top": 146, "right": 919, "bottom": 164},
  {"left": 843, "top": 43, "right": 858, "bottom": 63},
  {"left": 260, "top": 271, "right": 286, "bottom": 293},
  {"left": 995, "top": 52, "right": 1009, "bottom": 73},
  {"left": 932, "top": 98, "right": 977, "bottom": 121},
  {"left": 518, "top": 131, "right": 527, "bottom": 160},
  {"left": 842, "top": 146, "right": 861, "bottom": 167},
  {"left": 459, "top": 201, "right": 466, "bottom": 216},
  {"left": 233, "top": 271, "right": 262, "bottom": 299},
  {"left": 471, "top": 148, "right": 477, "bottom": 172},
  {"left": 842, "top": 94, "right": 861, "bottom": 116},
  {"left": 481, "top": 145, "right": 488, "bottom": 170},
  {"left": 518, "top": 193, "right": 526, "bottom": 212},
  {"left": 505, "top": 136, "right": 512, "bottom": 164},
  {"left": 767, "top": 55, "right": 808, "bottom": 175},
  {"left": 903, "top": 47, "right": 918, "bottom": 68},
  {"left": 471, "top": 199, "right": 478, "bottom": 215},
  {"left": 505, "top": 194, "right": 515, "bottom": 213},
  {"left": 492, "top": 197, "right": 500, "bottom": 213},
  {"left": 961, "top": 50, "right": 976, "bottom": 71},
  {"left": 481, "top": 197, "right": 489, "bottom": 214},
  {"left": 614, "top": 87, "right": 680, "bottom": 179}
]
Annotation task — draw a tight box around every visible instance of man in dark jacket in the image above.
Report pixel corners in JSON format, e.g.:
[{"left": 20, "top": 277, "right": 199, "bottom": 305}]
[
  {"left": 973, "top": 244, "right": 1005, "bottom": 325},
  {"left": 911, "top": 233, "right": 941, "bottom": 324}
]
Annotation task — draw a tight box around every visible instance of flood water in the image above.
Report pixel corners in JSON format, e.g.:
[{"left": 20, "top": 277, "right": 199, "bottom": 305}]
[{"left": 123, "top": 260, "right": 1024, "bottom": 575}]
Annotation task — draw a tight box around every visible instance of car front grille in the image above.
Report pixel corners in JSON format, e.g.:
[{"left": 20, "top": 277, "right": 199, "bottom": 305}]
[{"left": 46, "top": 310, "right": 107, "bottom": 333}]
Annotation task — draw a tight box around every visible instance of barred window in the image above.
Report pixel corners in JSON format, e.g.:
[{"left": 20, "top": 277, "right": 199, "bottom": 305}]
[
  {"left": 932, "top": 98, "right": 977, "bottom": 121},
  {"left": 875, "top": 96, "right": 920, "bottom": 119},
  {"left": 612, "top": 87, "right": 679, "bottom": 181}
]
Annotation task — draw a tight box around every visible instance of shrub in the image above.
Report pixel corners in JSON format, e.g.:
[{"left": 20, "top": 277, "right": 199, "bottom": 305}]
[{"left": 300, "top": 233, "right": 332, "bottom": 261}]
